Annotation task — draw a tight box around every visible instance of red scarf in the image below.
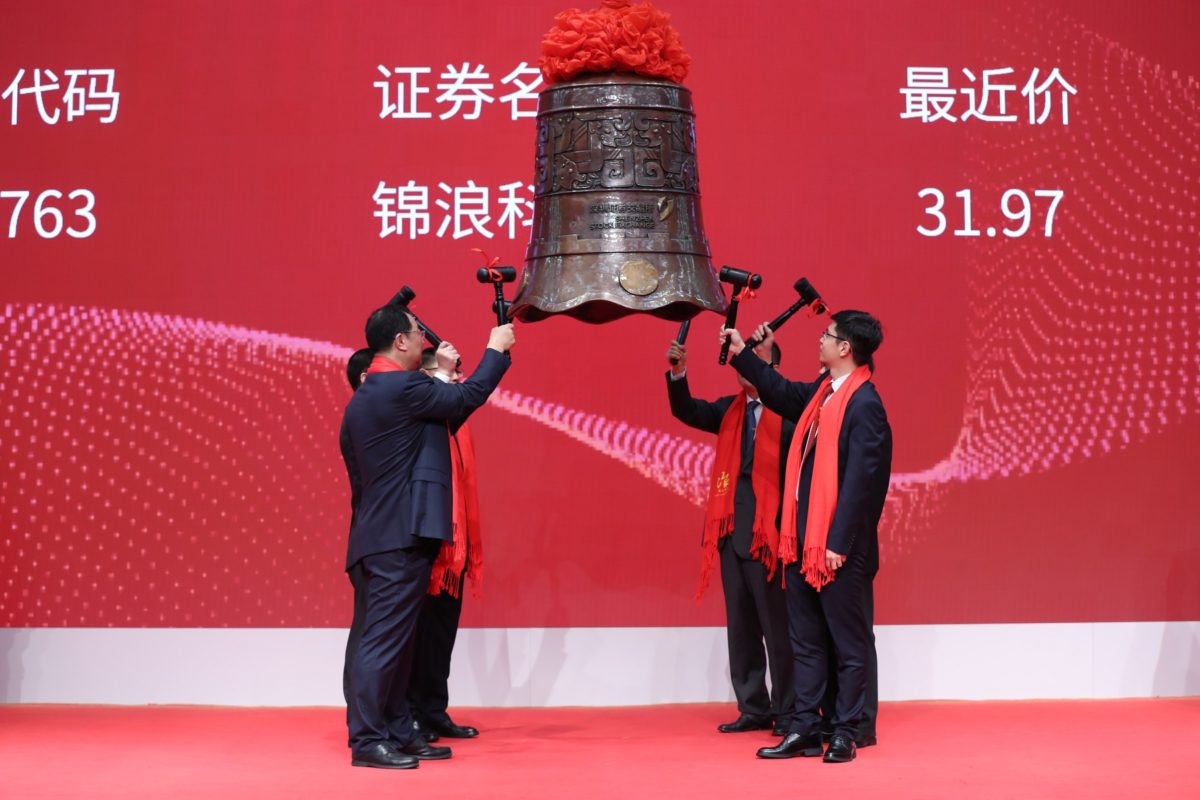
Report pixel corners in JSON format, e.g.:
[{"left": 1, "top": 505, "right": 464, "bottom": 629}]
[
  {"left": 365, "top": 354, "right": 407, "bottom": 374},
  {"left": 696, "top": 393, "right": 784, "bottom": 599},
  {"left": 429, "top": 422, "right": 483, "bottom": 599},
  {"left": 779, "top": 365, "right": 873, "bottom": 590}
]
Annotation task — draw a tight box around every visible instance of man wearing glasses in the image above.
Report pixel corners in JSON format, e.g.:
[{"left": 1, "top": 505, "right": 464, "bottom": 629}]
[
  {"left": 723, "top": 310, "right": 891, "bottom": 764},
  {"left": 342, "top": 304, "right": 514, "bottom": 769},
  {"left": 665, "top": 336, "right": 796, "bottom": 737}
]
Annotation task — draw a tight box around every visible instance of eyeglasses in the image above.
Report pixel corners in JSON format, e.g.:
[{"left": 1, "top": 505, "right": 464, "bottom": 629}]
[{"left": 821, "top": 331, "right": 846, "bottom": 342}]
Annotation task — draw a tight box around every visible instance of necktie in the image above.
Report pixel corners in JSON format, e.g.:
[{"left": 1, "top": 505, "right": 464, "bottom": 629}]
[
  {"left": 741, "top": 399, "right": 760, "bottom": 473},
  {"left": 800, "top": 383, "right": 834, "bottom": 464}
]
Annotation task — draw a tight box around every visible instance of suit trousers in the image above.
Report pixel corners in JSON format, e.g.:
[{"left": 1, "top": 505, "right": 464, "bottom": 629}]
[
  {"left": 408, "top": 586, "right": 464, "bottom": 724},
  {"left": 347, "top": 542, "right": 438, "bottom": 752},
  {"left": 822, "top": 569, "right": 879, "bottom": 740},
  {"left": 863, "top": 568, "right": 879, "bottom": 738},
  {"left": 785, "top": 551, "right": 873, "bottom": 739},
  {"left": 342, "top": 560, "right": 369, "bottom": 734},
  {"left": 719, "top": 538, "right": 794, "bottom": 724}
]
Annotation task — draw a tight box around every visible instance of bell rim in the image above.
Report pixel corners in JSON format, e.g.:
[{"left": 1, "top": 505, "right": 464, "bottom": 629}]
[
  {"left": 541, "top": 72, "right": 693, "bottom": 91},
  {"left": 510, "top": 297, "right": 727, "bottom": 324}
]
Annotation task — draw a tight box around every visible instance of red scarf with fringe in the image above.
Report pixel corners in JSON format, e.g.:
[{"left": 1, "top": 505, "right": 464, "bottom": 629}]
[
  {"left": 429, "top": 422, "right": 483, "bottom": 599},
  {"left": 696, "top": 393, "right": 783, "bottom": 599},
  {"left": 779, "top": 365, "right": 873, "bottom": 590}
]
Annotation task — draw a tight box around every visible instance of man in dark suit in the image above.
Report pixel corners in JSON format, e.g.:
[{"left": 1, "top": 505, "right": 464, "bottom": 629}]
[
  {"left": 343, "top": 303, "right": 514, "bottom": 769},
  {"left": 665, "top": 337, "right": 796, "bottom": 736},
  {"left": 340, "top": 347, "right": 373, "bottom": 734},
  {"left": 723, "top": 310, "right": 891, "bottom": 764},
  {"left": 408, "top": 349, "right": 481, "bottom": 741}
]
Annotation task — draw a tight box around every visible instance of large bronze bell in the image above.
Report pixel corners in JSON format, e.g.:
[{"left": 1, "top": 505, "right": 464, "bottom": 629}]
[{"left": 511, "top": 73, "right": 727, "bottom": 324}]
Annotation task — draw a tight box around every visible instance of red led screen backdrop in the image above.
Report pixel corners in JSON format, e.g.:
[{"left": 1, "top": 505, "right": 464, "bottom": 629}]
[{"left": 1, "top": 0, "right": 1198, "bottom": 627}]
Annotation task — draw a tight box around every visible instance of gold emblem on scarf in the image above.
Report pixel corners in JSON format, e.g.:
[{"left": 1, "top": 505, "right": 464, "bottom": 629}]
[{"left": 714, "top": 470, "right": 730, "bottom": 496}]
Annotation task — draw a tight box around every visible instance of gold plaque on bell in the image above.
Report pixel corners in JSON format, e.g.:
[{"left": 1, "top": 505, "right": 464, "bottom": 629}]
[{"left": 618, "top": 259, "right": 660, "bottom": 296}]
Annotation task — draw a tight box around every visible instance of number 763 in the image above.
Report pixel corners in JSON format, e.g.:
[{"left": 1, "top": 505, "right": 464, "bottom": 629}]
[
  {"left": 2, "top": 189, "right": 96, "bottom": 239},
  {"left": 917, "top": 188, "right": 1063, "bottom": 238}
]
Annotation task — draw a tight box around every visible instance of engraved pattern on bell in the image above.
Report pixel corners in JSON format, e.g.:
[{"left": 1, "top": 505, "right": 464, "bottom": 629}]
[
  {"left": 512, "top": 73, "right": 727, "bottom": 324},
  {"left": 618, "top": 259, "right": 660, "bottom": 296}
]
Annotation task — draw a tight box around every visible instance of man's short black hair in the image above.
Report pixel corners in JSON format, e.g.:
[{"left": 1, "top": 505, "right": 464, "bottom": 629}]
[
  {"left": 420, "top": 347, "right": 437, "bottom": 371},
  {"left": 364, "top": 303, "right": 414, "bottom": 353},
  {"left": 830, "top": 309, "right": 883, "bottom": 371},
  {"left": 346, "top": 348, "right": 373, "bottom": 390}
]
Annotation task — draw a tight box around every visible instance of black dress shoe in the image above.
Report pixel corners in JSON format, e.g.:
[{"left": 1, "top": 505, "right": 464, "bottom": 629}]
[
  {"left": 857, "top": 734, "right": 877, "bottom": 748},
  {"left": 756, "top": 732, "right": 825, "bottom": 759},
  {"left": 398, "top": 740, "right": 453, "bottom": 760},
  {"left": 823, "top": 733, "right": 857, "bottom": 763},
  {"left": 718, "top": 714, "right": 772, "bottom": 733},
  {"left": 351, "top": 742, "right": 419, "bottom": 770},
  {"left": 425, "top": 716, "right": 479, "bottom": 739},
  {"left": 413, "top": 719, "right": 440, "bottom": 743}
]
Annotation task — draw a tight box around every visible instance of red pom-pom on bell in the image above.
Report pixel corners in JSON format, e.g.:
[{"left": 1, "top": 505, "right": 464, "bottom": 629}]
[{"left": 539, "top": 1, "right": 692, "bottom": 84}]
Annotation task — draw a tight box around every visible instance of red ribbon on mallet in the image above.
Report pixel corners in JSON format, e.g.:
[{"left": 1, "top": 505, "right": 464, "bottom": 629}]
[{"left": 471, "top": 247, "right": 506, "bottom": 282}]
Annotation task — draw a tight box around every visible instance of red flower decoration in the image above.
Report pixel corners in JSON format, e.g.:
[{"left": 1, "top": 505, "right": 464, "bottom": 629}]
[{"left": 539, "top": 0, "right": 692, "bottom": 84}]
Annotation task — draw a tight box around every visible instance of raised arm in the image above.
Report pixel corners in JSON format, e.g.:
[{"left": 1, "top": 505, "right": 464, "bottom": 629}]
[
  {"left": 666, "top": 371, "right": 731, "bottom": 434},
  {"left": 406, "top": 325, "right": 513, "bottom": 422},
  {"left": 664, "top": 340, "right": 729, "bottom": 433},
  {"left": 407, "top": 347, "right": 511, "bottom": 422},
  {"left": 729, "top": 346, "right": 821, "bottom": 422}
]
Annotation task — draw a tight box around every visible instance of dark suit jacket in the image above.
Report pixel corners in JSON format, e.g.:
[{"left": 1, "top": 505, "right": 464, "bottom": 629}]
[
  {"left": 666, "top": 371, "right": 797, "bottom": 558},
  {"left": 342, "top": 349, "right": 509, "bottom": 569},
  {"left": 339, "top": 418, "right": 361, "bottom": 524},
  {"left": 730, "top": 351, "right": 892, "bottom": 567},
  {"left": 339, "top": 396, "right": 470, "bottom": 541}
]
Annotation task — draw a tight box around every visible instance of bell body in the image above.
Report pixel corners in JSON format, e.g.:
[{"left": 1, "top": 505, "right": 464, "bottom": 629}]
[{"left": 511, "top": 73, "right": 727, "bottom": 324}]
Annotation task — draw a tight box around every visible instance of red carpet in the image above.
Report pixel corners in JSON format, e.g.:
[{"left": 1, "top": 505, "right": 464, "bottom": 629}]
[{"left": 2, "top": 701, "right": 1197, "bottom": 799}]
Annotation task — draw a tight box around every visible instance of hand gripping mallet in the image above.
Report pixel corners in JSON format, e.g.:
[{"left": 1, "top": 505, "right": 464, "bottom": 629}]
[
  {"left": 717, "top": 266, "right": 763, "bottom": 365},
  {"left": 668, "top": 319, "right": 692, "bottom": 365}
]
